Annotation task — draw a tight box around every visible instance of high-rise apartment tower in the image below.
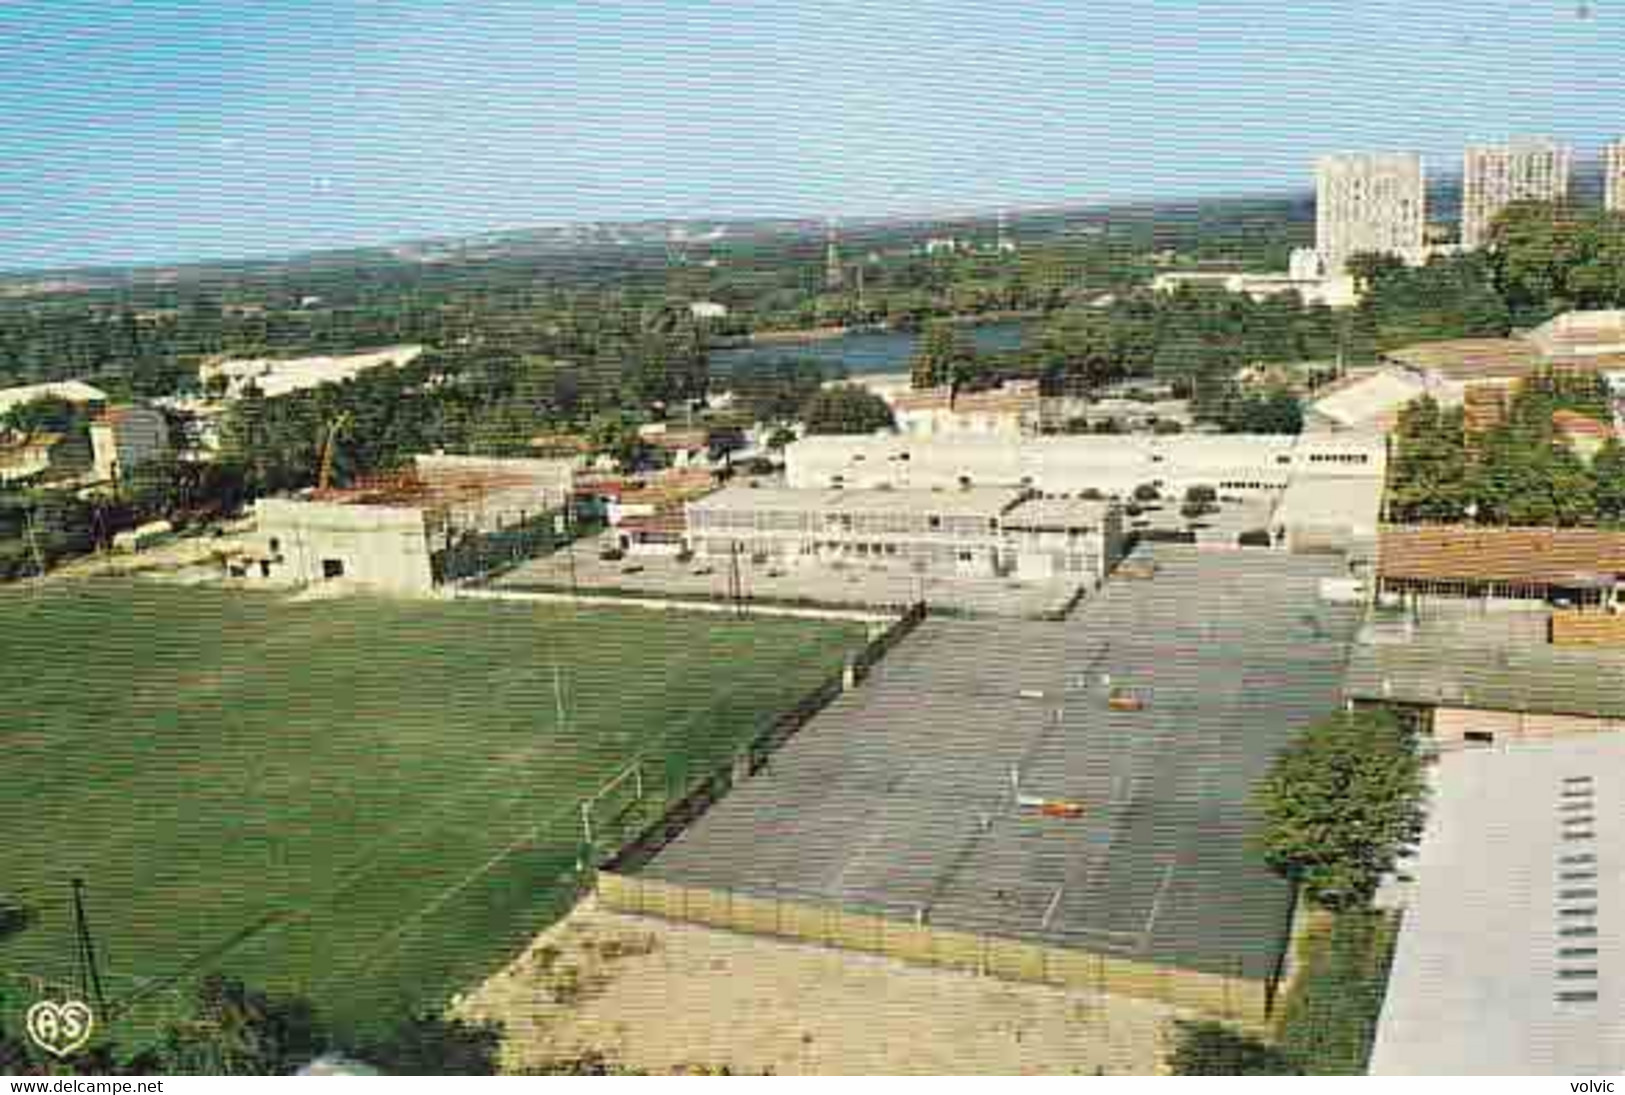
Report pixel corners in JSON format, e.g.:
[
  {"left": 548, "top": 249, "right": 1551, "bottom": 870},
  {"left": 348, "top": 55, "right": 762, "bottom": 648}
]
[
  {"left": 1461, "top": 138, "right": 1572, "bottom": 249},
  {"left": 1315, "top": 153, "right": 1427, "bottom": 276},
  {"left": 1606, "top": 140, "right": 1625, "bottom": 214}
]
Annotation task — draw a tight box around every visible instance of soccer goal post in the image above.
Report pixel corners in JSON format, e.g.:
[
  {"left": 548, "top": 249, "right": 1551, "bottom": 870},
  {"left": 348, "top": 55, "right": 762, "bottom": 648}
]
[{"left": 579, "top": 759, "right": 648, "bottom": 854}]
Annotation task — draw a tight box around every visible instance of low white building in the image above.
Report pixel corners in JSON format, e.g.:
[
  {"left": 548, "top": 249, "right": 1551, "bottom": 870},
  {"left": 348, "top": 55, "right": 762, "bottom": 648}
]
[
  {"left": 199, "top": 345, "right": 424, "bottom": 400},
  {"left": 248, "top": 497, "right": 437, "bottom": 593},
  {"left": 89, "top": 404, "right": 169, "bottom": 482},
  {"left": 1306, "top": 368, "right": 1429, "bottom": 433},
  {"left": 1151, "top": 268, "right": 1359, "bottom": 309},
  {"left": 685, "top": 484, "right": 1122, "bottom": 584},
  {"left": 999, "top": 496, "right": 1125, "bottom": 583},
  {"left": 783, "top": 432, "right": 1385, "bottom": 500},
  {"left": 0, "top": 380, "right": 108, "bottom": 417},
  {"left": 240, "top": 455, "right": 574, "bottom": 593},
  {"left": 888, "top": 379, "right": 1043, "bottom": 439}
]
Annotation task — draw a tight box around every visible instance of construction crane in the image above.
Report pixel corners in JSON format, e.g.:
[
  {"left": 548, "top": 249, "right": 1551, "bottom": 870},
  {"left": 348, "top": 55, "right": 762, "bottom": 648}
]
[{"left": 316, "top": 411, "right": 353, "bottom": 492}]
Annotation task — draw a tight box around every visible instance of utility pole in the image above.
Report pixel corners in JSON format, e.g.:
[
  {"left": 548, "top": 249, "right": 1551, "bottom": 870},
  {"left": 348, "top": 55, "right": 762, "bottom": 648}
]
[
  {"left": 552, "top": 662, "right": 568, "bottom": 733},
  {"left": 70, "top": 878, "right": 108, "bottom": 1013},
  {"left": 565, "top": 495, "right": 579, "bottom": 597},
  {"left": 23, "top": 502, "right": 47, "bottom": 585}
]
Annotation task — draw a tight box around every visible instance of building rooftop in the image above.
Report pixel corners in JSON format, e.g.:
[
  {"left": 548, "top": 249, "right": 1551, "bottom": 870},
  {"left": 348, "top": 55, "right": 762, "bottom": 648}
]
[
  {"left": 640, "top": 546, "right": 1362, "bottom": 982},
  {"left": 1370, "top": 735, "right": 1625, "bottom": 1075},
  {"left": 302, "top": 455, "right": 572, "bottom": 515},
  {"left": 0, "top": 380, "right": 108, "bottom": 416},
  {"left": 1383, "top": 338, "right": 1545, "bottom": 381},
  {"left": 1526, "top": 309, "right": 1625, "bottom": 358},
  {"left": 1273, "top": 473, "right": 1386, "bottom": 536},
  {"left": 1310, "top": 369, "right": 1428, "bottom": 429},
  {"left": 1344, "top": 610, "right": 1625, "bottom": 720},
  {"left": 201, "top": 346, "right": 423, "bottom": 399},
  {"left": 1379, "top": 525, "right": 1625, "bottom": 588},
  {"left": 1000, "top": 496, "right": 1119, "bottom": 530},
  {"left": 689, "top": 483, "right": 1026, "bottom": 518},
  {"left": 1553, "top": 409, "right": 1615, "bottom": 440}
]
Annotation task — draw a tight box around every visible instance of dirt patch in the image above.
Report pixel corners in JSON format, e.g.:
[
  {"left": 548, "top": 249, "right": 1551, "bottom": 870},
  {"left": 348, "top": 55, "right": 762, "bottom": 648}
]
[{"left": 456, "top": 898, "right": 1182, "bottom": 1075}]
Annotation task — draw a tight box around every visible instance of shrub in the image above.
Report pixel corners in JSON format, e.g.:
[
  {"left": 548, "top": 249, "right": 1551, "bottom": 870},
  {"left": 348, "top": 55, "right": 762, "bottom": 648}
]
[{"left": 1167, "top": 1020, "right": 1296, "bottom": 1075}]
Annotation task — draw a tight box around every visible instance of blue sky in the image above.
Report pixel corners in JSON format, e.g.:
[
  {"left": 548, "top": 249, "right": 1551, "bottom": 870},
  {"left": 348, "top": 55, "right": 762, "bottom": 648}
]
[{"left": 1, "top": 0, "right": 1620, "bottom": 270}]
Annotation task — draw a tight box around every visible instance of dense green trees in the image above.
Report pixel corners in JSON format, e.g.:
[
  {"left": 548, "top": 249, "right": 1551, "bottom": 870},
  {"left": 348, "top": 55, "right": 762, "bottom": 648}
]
[
  {"left": 1487, "top": 202, "right": 1625, "bottom": 321},
  {"left": 1274, "top": 911, "right": 1400, "bottom": 1075},
  {"left": 799, "top": 384, "right": 895, "bottom": 435},
  {"left": 1387, "top": 396, "right": 1471, "bottom": 523},
  {"left": 1389, "top": 377, "right": 1623, "bottom": 528},
  {"left": 1255, "top": 709, "right": 1426, "bottom": 912},
  {"left": 1219, "top": 388, "right": 1304, "bottom": 434},
  {"left": 908, "top": 321, "right": 978, "bottom": 390},
  {"left": 1356, "top": 253, "right": 1510, "bottom": 347}
]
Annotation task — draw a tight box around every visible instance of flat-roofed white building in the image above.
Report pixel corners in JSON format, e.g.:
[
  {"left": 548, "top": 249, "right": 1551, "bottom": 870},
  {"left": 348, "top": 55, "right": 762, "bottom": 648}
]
[
  {"left": 249, "top": 497, "right": 437, "bottom": 593},
  {"left": 999, "top": 496, "right": 1124, "bottom": 583},
  {"left": 1306, "top": 368, "right": 1430, "bottom": 433},
  {"left": 1370, "top": 735, "right": 1625, "bottom": 1075},
  {"left": 888, "top": 379, "right": 1043, "bottom": 439},
  {"left": 783, "top": 433, "right": 1385, "bottom": 499},
  {"left": 1272, "top": 470, "right": 1386, "bottom": 558},
  {"left": 1316, "top": 151, "right": 1427, "bottom": 275},
  {"left": 199, "top": 345, "right": 424, "bottom": 400},
  {"left": 687, "top": 484, "right": 1023, "bottom": 578},
  {"left": 241, "top": 455, "right": 573, "bottom": 593},
  {"left": 1461, "top": 138, "right": 1573, "bottom": 250},
  {"left": 0, "top": 380, "right": 108, "bottom": 417},
  {"left": 686, "top": 483, "right": 1123, "bottom": 584}
]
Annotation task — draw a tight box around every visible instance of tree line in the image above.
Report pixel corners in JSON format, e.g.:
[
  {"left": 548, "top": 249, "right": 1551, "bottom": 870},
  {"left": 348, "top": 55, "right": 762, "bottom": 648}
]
[{"left": 1388, "top": 373, "right": 1625, "bottom": 528}]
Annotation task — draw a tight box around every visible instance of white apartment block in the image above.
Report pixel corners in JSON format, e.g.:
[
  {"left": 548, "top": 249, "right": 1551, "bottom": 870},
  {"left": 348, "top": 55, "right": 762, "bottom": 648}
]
[
  {"left": 1461, "top": 138, "right": 1572, "bottom": 250},
  {"left": 1607, "top": 140, "right": 1625, "bottom": 214},
  {"left": 1315, "top": 152, "right": 1427, "bottom": 274}
]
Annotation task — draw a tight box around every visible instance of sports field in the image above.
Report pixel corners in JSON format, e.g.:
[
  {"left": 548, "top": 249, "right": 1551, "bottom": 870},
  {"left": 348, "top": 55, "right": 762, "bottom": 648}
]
[{"left": 0, "top": 581, "right": 863, "bottom": 1044}]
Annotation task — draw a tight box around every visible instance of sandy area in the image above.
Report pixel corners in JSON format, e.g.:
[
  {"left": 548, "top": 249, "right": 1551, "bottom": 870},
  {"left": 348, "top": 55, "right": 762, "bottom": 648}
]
[{"left": 456, "top": 898, "right": 1182, "bottom": 1075}]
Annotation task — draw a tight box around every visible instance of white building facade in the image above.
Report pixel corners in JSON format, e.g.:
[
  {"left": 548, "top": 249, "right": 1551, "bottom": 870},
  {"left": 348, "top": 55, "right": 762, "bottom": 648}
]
[
  {"left": 685, "top": 485, "right": 1123, "bottom": 585},
  {"left": 1461, "top": 138, "right": 1573, "bottom": 250},
  {"left": 1607, "top": 140, "right": 1625, "bottom": 215},
  {"left": 1315, "top": 152, "right": 1427, "bottom": 275}
]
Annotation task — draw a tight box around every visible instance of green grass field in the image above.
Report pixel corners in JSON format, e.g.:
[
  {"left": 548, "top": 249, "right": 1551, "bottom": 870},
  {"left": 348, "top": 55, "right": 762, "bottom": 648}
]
[{"left": 0, "top": 581, "right": 863, "bottom": 1045}]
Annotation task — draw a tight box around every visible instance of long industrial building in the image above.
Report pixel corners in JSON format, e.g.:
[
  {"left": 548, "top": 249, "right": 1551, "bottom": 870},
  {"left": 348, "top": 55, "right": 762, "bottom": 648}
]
[
  {"left": 779, "top": 433, "right": 1386, "bottom": 559},
  {"left": 1370, "top": 735, "right": 1625, "bottom": 1074},
  {"left": 784, "top": 433, "right": 1384, "bottom": 497}
]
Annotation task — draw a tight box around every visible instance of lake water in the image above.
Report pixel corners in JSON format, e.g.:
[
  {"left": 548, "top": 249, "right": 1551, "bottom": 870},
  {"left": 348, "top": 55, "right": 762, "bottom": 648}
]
[{"left": 711, "top": 319, "right": 1030, "bottom": 377}]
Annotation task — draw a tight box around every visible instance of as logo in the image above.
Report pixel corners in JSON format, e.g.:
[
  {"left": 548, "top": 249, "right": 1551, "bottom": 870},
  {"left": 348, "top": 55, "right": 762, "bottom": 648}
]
[{"left": 24, "top": 999, "right": 96, "bottom": 1059}]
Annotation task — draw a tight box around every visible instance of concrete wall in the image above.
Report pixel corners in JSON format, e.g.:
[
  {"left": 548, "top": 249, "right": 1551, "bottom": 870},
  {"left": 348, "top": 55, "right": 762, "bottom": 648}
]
[
  {"left": 250, "top": 498, "right": 434, "bottom": 593},
  {"left": 597, "top": 872, "right": 1269, "bottom": 1026},
  {"left": 90, "top": 406, "right": 169, "bottom": 482},
  {"left": 412, "top": 453, "right": 574, "bottom": 534},
  {"left": 1551, "top": 611, "right": 1625, "bottom": 648},
  {"left": 1433, "top": 706, "right": 1624, "bottom": 746}
]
